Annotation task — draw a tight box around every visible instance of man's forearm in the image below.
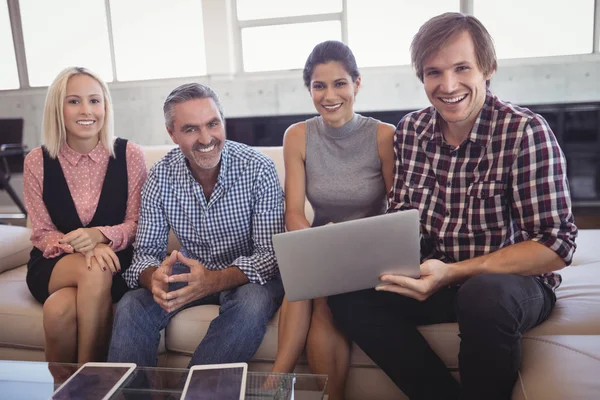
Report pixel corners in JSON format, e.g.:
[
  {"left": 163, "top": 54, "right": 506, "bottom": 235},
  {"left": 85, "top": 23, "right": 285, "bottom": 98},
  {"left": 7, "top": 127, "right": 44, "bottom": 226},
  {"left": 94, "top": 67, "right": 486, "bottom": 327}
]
[
  {"left": 448, "top": 240, "right": 566, "bottom": 283},
  {"left": 210, "top": 266, "right": 249, "bottom": 293},
  {"left": 139, "top": 266, "right": 158, "bottom": 291}
]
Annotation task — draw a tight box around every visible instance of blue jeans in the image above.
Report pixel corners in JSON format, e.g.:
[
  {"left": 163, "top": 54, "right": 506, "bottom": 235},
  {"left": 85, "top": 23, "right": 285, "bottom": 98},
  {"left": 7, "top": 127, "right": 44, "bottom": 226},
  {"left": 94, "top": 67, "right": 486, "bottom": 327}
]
[{"left": 108, "top": 273, "right": 284, "bottom": 367}]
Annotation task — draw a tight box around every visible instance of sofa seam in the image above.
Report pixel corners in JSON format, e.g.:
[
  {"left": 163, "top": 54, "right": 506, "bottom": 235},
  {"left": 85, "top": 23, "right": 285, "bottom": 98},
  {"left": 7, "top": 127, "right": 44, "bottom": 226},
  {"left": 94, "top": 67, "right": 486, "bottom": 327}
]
[{"left": 522, "top": 337, "right": 600, "bottom": 362}]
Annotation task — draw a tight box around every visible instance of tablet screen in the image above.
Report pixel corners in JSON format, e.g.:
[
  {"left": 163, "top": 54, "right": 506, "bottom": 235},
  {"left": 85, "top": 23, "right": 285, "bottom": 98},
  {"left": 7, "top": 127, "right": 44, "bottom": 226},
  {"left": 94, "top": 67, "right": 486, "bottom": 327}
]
[
  {"left": 182, "top": 367, "right": 245, "bottom": 400},
  {"left": 51, "top": 365, "right": 133, "bottom": 400}
]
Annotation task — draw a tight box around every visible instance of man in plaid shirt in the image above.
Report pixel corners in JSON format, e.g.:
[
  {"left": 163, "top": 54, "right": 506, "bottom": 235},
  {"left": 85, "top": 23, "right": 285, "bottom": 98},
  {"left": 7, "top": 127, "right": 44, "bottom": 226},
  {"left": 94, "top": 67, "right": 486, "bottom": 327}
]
[
  {"left": 108, "top": 83, "right": 285, "bottom": 367},
  {"left": 328, "top": 13, "right": 577, "bottom": 400}
]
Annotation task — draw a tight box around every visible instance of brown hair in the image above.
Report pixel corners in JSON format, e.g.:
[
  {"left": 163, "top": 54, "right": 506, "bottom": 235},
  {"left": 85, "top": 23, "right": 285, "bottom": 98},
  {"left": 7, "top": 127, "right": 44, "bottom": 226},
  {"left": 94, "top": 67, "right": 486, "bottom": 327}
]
[
  {"left": 410, "top": 12, "right": 497, "bottom": 83},
  {"left": 303, "top": 40, "right": 360, "bottom": 88}
]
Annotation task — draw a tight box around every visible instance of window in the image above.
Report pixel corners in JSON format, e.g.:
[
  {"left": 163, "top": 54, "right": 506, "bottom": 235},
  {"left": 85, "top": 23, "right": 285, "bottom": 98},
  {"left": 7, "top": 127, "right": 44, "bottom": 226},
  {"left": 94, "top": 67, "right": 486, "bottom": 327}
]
[
  {"left": 474, "top": 0, "right": 595, "bottom": 59},
  {"left": 109, "top": 0, "right": 206, "bottom": 81},
  {"left": 237, "top": 0, "right": 343, "bottom": 72},
  {"left": 19, "top": 0, "right": 113, "bottom": 87},
  {"left": 242, "top": 21, "right": 342, "bottom": 72},
  {"left": 0, "top": 2, "right": 19, "bottom": 90},
  {"left": 236, "top": 0, "right": 342, "bottom": 21},
  {"left": 346, "top": 0, "right": 460, "bottom": 68}
]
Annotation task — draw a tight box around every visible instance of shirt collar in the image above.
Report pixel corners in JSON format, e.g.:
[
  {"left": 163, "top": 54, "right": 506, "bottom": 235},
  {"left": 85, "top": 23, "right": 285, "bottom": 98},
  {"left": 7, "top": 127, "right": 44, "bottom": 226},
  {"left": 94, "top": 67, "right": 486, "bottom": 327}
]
[
  {"left": 59, "top": 141, "right": 108, "bottom": 166},
  {"left": 217, "top": 141, "right": 230, "bottom": 185},
  {"left": 422, "top": 89, "right": 495, "bottom": 149}
]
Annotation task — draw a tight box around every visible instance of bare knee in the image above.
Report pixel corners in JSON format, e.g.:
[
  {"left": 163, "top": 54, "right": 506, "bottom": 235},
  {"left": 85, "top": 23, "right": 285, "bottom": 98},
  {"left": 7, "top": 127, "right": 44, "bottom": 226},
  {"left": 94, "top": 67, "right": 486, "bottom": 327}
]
[
  {"left": 44, "top": 288, "right": 77, "bottom": 337},
  {"left": 311, "top": 297, "right": 335, "bottom": 325},
  {"left": 78, "top": 264, "right": 113, "bottom": 297}
]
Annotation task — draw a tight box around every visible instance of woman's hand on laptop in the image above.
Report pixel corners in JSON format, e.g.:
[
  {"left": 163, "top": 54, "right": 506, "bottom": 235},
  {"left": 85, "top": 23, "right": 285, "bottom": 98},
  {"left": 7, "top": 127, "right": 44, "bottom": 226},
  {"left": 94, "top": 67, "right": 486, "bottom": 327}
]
[{"left": 376, "top": 259, "right": 455, "bottom": 301}]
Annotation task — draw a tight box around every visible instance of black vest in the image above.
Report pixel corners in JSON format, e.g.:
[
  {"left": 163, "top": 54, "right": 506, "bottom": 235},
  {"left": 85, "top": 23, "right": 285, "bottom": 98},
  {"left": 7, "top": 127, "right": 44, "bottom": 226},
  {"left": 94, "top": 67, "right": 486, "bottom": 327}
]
[{"left": 30, "top": 138, "right": 133, "bottom": 267}]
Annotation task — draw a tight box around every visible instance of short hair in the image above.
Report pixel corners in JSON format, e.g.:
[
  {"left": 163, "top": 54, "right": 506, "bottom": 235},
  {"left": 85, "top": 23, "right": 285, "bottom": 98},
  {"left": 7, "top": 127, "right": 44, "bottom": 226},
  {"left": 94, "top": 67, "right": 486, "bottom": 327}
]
[
  {"left": 410, "top": 12, "right": 497, "bottom": 83},
  {"left": 42, "top": 67, "right": 114, "bottom": 159},
  {"left": 302, "top": 40, "right": 360, "bottom": 88},
  {"left": 163, "top": 83, "right": 224, "bottom": 131}
]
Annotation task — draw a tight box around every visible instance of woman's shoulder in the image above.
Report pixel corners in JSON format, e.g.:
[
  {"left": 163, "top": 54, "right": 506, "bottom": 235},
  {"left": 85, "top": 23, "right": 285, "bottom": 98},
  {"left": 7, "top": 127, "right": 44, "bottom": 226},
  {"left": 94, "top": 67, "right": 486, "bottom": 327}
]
[
  {"left": 123, "top": 140, "right": 146, "bottom": 159},
  {"left": 24, "top": 147, "right": 44, "bottom": 167},
  {"left": 285, "top": 121, "right": 307, "bottom": 137},
  {"left": 283, "top": 122, "right": 307, "bottom": 158},
  {"left": 376, "top": 121, "right": 396, "bottom": 139}
]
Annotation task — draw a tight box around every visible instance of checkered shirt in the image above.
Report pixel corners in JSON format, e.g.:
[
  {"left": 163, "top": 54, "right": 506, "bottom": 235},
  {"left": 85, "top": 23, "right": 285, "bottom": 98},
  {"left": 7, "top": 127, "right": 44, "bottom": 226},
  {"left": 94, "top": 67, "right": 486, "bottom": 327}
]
[
  {"left": 389, "top": 90, "right": 577, "bottom": 290},
  {"left": 123, "top": 141, "right": 285, "bottom": 289}
]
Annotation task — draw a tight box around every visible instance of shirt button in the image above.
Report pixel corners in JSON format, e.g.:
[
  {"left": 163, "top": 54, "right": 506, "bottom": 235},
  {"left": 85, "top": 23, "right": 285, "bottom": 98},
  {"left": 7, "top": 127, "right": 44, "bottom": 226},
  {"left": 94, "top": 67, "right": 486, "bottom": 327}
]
[
  {"left": 446, "top": 182, "right": 451, "bottom": 188},
  {"left": 445, "top": 211, "right": 450, "bottom": 216},
  {"left": 439, "top": 238, "right": 444, "bottom": 244}
]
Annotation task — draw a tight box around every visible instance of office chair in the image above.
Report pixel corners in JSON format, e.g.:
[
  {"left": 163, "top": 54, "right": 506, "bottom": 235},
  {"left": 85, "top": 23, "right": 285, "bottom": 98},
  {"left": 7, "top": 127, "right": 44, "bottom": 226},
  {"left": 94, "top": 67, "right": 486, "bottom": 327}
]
[{"left": 0, "top": 118, "right": 28, "bottom": 216}]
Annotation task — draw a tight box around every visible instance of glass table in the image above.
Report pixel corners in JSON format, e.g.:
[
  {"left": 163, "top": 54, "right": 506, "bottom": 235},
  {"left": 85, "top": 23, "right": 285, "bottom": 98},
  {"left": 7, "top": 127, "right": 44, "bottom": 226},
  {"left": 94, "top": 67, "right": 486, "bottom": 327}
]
[{"left": 0, "top": 360, "right": 327, "bottom": 399}]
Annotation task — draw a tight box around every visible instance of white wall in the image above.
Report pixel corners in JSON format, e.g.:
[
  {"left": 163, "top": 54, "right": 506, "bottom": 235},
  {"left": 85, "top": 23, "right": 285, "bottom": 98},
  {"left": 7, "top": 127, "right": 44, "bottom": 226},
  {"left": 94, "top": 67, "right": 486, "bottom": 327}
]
[
  {"left": 1, "top": 54, "right": 599, "bottom": 213},
  {"left": 1, "top": 54, "right": 599, "bottom": 150}
]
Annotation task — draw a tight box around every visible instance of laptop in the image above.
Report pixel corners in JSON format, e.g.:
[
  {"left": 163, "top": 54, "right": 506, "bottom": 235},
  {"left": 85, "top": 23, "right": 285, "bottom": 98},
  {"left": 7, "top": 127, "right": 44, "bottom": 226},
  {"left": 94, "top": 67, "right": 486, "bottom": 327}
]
[{"left": 273, "top": 209, "right": 421, "bottom": 302}]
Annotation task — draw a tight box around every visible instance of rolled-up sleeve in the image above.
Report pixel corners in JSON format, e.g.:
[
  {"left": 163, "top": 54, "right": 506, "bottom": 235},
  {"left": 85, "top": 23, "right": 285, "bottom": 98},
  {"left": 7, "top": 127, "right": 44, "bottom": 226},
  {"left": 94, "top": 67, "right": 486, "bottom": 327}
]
[
  {"left": 123, "top": 168, "right": 170, "bottom": 289},
  {"left": 231, "top": 162, "right": 284, "bottom": 284},
  {"left": 511, "top": 116, "right": 577, "bottom": 264}
]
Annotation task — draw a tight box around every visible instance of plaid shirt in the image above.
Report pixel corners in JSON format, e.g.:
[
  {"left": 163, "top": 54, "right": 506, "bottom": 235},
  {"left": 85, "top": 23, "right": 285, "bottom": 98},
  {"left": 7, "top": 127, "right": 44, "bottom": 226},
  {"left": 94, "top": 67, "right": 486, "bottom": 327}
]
[
  {"left": 123, "top": 141, "right": 284, "bottom": 289},
  {"left": 389, "top": 91, "right": 577, "bottom": 290}
]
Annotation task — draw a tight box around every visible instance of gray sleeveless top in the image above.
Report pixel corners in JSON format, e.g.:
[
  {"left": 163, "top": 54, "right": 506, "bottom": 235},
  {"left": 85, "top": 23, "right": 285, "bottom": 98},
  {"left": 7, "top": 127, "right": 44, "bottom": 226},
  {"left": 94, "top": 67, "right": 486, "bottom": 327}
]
[{"left": 305, "top": 113, "right": 387, "bottom": 227}]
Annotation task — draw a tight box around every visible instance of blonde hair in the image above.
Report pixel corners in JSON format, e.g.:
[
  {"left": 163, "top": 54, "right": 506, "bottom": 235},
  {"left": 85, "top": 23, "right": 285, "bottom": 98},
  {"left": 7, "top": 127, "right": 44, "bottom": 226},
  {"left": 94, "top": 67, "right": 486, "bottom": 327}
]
[{"left": 42, "top": 66, "right": 115, "bottom": 158}]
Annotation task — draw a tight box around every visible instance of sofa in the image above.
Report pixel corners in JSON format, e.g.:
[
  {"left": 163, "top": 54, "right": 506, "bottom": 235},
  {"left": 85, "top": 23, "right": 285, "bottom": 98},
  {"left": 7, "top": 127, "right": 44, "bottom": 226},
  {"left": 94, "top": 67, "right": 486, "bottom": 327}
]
[{"left": 1, "top": 144, "right": 600, "bottom": 399}]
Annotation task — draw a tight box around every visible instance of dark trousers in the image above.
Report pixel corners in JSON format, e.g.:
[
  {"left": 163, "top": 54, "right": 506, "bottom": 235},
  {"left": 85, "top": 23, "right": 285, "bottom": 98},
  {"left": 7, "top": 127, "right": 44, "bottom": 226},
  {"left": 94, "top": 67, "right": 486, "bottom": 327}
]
[{"left": 327, "top": 274, "right": 556, "bottom": 400}]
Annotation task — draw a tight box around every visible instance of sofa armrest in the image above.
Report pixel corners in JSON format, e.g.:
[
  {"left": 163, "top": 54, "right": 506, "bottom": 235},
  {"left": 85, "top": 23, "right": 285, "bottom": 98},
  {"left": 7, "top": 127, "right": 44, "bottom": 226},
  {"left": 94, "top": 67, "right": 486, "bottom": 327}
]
[{"left": 0, "top": 225, "right": 32, "bottom": 273}]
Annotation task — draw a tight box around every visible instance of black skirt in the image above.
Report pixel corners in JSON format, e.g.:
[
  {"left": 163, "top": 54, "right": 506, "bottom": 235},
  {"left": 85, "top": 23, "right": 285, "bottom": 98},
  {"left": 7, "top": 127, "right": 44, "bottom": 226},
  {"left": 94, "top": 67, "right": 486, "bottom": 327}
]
[{"left": 26, "top": 246, "right": 132, "bottom": 304}]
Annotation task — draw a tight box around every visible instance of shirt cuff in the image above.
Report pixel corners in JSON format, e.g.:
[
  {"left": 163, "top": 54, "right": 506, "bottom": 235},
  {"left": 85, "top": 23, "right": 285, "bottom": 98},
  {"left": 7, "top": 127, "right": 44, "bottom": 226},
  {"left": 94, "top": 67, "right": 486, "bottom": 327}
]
[
  {"left": 532, "top": 234, "right": 576, "bottom": 265},
  {"left": 43, "top": 242, "right": 74, "bottom": 258},
  {"left": 96, "top": 226, "right": 121, "bottom": 250},
  {"left": 231, "top": 257, "right": 275, "bottom": 285},
  {"left": 125, "top": 258, "right": 161, "bottom": 289}
]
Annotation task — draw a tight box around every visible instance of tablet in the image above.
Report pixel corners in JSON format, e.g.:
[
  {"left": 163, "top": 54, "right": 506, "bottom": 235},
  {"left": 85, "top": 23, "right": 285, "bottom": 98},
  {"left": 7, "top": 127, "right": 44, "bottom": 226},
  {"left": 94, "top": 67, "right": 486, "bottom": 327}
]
[
  {"left": 181, "top": 363, "right": 248, "bottom": 400},
  {"left": 51, "top": 362, "right": 136, "bottom": 400}
]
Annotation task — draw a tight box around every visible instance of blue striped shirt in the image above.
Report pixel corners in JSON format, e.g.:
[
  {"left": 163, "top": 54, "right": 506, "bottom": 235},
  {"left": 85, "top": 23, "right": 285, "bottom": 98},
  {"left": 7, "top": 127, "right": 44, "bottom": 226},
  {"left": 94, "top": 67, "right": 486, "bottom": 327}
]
[{"left": 124, "top": 141, "right": 284, "bottom": 288}]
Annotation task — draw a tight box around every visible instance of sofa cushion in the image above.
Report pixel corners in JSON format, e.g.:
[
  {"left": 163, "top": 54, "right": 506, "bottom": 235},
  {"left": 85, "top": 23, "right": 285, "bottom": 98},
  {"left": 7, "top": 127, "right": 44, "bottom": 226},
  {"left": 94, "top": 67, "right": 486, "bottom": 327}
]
[
  {"left": 0, "top": 266, "right": 44, "bottom": 350},
  {"left": 570, "top": 229, "right": 600, "bottom": 266},
  {"left": 0, "top": 226, "right": 32, "bottom": 274},
  {"left": 513, "top": 335, "right": 600, "bottom": 399}
]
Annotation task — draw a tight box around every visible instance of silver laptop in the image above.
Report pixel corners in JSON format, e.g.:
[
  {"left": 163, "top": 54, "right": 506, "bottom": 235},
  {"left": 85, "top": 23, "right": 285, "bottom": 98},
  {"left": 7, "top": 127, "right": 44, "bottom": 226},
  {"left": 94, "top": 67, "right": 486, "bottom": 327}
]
[{"left": 273, "top": 209, "right": 421, "bottom": 302}]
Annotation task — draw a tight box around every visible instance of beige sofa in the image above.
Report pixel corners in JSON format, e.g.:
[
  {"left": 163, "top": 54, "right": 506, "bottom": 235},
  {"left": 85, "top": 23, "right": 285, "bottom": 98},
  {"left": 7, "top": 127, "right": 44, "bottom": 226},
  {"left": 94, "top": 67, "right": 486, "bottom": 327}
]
[{"left": 1, "top": 144, "right": 600, "bottom": 399}]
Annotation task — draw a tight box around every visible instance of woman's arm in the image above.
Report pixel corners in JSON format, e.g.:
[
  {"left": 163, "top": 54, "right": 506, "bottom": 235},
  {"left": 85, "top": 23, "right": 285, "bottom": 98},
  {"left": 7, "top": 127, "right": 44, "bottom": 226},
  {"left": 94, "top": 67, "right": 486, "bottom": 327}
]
[
  {"left": 283, "top": 123, "right": 311, "bottom": 231},
  {"left": 23, "top": 148, "right": 73, "bottom": 257}
]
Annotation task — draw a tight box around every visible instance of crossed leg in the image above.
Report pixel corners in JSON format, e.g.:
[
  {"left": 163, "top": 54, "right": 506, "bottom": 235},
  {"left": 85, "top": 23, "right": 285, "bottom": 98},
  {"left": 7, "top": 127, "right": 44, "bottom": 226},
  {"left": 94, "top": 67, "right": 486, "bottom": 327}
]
[{"left": 44, "top": 253, "right": 113, "bottom": 363}]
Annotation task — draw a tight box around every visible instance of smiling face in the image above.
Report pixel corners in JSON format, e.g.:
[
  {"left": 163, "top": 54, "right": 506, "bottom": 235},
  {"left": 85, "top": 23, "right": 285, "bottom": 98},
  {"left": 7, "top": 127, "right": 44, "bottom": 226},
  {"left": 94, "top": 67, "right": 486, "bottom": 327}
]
[
  {"left": 167, "top": 97, "right": 226, "bottom": 177},
  {"left": 309, "top": 61, "right": 360, "bottom": 128},
  {"left": 423, "top": 30, "right": 493, "bottom": 136},
  {"left": 62, "top": 74, "right": 105, "bottom": 150}
]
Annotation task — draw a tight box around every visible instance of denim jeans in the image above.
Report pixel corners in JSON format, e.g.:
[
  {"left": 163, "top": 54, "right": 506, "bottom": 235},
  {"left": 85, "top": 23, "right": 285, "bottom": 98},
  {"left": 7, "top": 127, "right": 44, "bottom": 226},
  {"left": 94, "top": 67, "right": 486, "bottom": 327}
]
[
  {"left": 108, "top": 272, "right": 284, "bottom": 367},
  {"left": 328, "top": 273, "right": 556, "bottom": 400}
]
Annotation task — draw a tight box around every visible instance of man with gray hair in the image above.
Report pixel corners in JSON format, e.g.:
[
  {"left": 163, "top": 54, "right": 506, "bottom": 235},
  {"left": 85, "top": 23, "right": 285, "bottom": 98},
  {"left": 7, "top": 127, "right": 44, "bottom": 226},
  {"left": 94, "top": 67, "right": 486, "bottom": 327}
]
[{"left": 108, "top": 83, "right": 285, "bottom": 367}]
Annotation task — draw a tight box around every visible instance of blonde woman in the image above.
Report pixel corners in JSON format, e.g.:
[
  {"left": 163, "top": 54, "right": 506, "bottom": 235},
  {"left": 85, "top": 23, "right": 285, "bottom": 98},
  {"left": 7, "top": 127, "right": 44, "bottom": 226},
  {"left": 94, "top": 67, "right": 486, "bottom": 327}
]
[{"left": 23, "top": 67, "right": 147, "bottom": 363}]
